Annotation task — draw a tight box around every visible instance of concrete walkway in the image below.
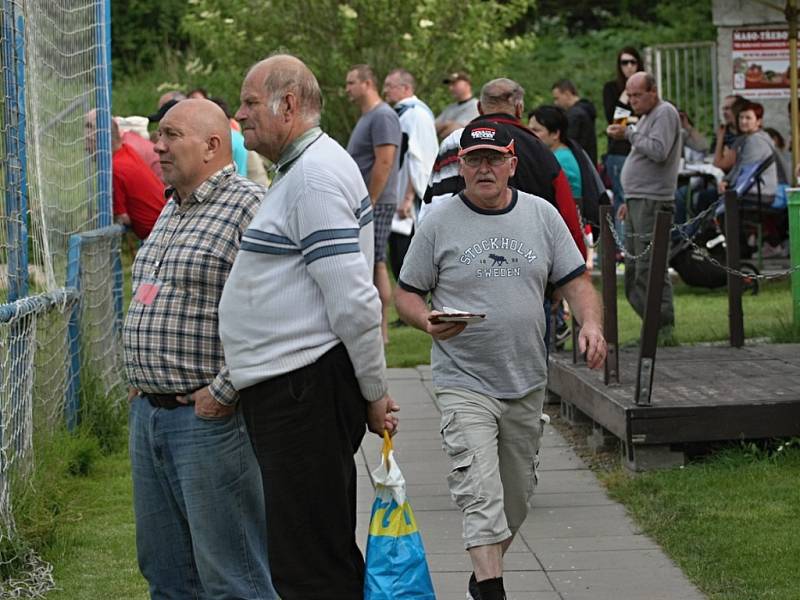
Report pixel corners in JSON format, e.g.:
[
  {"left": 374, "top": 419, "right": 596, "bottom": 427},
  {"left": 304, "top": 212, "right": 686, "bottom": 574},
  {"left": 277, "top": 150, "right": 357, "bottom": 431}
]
[{"left": 355, "top": 367, "right": 705, "bottom": 600}]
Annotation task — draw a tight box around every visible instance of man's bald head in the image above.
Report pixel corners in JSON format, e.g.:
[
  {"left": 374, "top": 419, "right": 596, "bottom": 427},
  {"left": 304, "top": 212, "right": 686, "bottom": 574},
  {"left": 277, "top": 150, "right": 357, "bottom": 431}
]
[
  {"left": 155, "top": 98, "right": 234, "bottom": 197},
  {"left": 165, "top": 98, "right": 232, "bottom": 148},
  {"left": 247, "top": 54, "right": 322, "bottom": 124},
  {"left": 479, "top": 78, "right": 525, "bottom": 118},
  {"left": 626, "top": 72, "right": 659, "bottom": 115}
]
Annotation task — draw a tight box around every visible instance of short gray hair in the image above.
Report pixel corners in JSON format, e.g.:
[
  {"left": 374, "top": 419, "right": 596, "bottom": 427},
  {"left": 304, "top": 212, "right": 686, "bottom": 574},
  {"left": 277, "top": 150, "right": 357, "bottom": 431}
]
[
  {"left": 253, "top": 54, "right": 323, "bottom": 125},
  {"left": 387, "top": 68, "right": 416, "bottom": 92},
  {"left": 480, "top": 78, "right": 525, "bottom": 113}
]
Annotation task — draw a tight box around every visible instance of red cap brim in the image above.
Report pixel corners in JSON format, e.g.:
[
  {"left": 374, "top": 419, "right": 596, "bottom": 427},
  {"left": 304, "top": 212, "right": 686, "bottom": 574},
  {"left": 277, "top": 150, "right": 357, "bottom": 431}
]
[{"left": 458, "top": 140, "right": 515, "bottom": 157}]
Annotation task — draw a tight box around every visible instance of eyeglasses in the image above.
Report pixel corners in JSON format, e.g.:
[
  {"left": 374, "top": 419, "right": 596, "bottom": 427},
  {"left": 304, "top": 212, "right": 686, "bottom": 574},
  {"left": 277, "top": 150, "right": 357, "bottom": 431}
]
[
  {"left": 619, "top": 59, "right": 638, "bottom": 66},
  {"left": 461, "top": 154, "right": 511, "bottom": 167}
]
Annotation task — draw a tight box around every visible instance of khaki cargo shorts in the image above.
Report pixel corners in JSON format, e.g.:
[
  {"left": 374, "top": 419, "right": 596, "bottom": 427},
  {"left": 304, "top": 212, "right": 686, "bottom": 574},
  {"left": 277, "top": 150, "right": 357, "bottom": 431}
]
[{"left": 435, "top": 387, "right": 547, "bottom": 549}]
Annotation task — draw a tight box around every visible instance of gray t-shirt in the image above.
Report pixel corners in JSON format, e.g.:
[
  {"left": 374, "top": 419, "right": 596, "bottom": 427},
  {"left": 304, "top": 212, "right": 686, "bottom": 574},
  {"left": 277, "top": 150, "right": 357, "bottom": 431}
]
[
  {"left": 346, "top": 102, "right": 402, "bottom": 206},
  {"left": 399, "top": 189, "right": 586, "bottom": 399},
  {"left": 435, "top": 97, "right": 480, "bottom": 129}
]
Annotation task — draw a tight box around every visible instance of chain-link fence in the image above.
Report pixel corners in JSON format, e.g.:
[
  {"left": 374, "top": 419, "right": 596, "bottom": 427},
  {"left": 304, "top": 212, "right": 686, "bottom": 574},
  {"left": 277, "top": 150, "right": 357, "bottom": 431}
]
[{"left": 1, "top": 0, "right": 123, "bottom": 594}]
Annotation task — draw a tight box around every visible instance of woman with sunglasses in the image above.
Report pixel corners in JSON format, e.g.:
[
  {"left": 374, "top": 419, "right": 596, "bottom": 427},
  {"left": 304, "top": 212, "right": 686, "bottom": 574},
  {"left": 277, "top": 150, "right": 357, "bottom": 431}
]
[{"left": 602, "top": 47, "right": 644, "bottom": 245}]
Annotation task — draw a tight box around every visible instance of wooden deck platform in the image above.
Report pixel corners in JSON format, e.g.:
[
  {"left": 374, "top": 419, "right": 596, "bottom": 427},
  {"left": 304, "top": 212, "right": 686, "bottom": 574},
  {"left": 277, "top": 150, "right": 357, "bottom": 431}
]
[{"left": 547, "top": 344, "right": 800, "bottom": 470}]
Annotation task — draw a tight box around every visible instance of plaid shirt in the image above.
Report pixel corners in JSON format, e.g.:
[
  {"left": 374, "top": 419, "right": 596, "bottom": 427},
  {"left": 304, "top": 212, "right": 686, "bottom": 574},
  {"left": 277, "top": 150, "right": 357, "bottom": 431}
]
[{"left": 123, "top": 165, "right": 264, "bottom": 405}]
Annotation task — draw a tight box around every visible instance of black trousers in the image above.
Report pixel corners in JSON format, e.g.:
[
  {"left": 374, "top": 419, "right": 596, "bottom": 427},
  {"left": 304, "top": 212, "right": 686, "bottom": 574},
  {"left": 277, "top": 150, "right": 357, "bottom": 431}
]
[
  {"left": 240, "top": 344, "right": 367, "bottom": 600},
  {"left": 388, "top": 229, "right": 413, "bottom": 281}
]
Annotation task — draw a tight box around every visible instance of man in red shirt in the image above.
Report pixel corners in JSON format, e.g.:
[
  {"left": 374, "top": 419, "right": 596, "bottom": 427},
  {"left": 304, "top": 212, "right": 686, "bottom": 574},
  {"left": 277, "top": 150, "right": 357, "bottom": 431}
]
[
  {"left": 118, "top": 121, "right": 164, "bottom": 181},
  {"left": 85, "top": 110, "right": 166, "bottom": 239}
]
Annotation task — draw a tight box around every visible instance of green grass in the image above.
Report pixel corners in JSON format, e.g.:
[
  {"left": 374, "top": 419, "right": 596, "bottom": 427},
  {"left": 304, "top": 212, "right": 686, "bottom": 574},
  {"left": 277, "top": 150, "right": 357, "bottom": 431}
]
[
  {"left": 42, "top": 449, "right": 146, "bottom": 600},
  {"left": 604, "top": 443, "right": 800, "bottom": 600},
  {"left": 617, "top": 277, "right": 797, "bottom": 346}
]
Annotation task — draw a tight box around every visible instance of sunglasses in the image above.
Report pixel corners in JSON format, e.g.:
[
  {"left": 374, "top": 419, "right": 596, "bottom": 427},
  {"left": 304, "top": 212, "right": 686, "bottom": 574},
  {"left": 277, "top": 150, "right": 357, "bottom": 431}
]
[{"left": 620, "top": 59, "right": 638, "bottom": 66}]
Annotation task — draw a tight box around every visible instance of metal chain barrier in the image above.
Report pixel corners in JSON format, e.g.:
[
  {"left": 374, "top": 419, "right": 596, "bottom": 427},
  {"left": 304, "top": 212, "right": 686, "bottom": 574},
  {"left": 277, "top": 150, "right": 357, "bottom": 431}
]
[
  {"left": 604, "top": 212, "right": 656, "bottom": 261},
  {"left": 676, "top": 229, "right": 800, "bottom": 281},
  {"left": 603, "top": 202, "right": 798, "bottom": 282}
]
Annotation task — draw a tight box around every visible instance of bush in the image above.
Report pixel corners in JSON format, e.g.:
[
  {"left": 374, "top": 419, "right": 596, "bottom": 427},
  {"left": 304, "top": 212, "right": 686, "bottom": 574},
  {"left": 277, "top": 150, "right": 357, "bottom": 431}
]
[
  {"left": 111, "top": 0, "right": 190, "bottom": 75},
  {"left": 176, "top": 0, "right": 535, "bottom": 143}
]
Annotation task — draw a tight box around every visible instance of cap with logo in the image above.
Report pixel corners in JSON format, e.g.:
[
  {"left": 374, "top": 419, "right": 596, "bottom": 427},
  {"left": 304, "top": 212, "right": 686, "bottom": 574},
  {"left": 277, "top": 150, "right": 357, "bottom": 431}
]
[
  {"left": 458, "top": 121, "right": 515, "bottom": 156},
  {"left": 442, "top": 71, "right": 471, "bottom": 85}
]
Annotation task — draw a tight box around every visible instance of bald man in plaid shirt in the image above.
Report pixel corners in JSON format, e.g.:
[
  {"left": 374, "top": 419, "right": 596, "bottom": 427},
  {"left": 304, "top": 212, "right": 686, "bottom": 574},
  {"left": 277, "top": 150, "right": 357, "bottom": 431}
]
[{"left": 123, "top": 99, "right": 278, "bottom": 600}]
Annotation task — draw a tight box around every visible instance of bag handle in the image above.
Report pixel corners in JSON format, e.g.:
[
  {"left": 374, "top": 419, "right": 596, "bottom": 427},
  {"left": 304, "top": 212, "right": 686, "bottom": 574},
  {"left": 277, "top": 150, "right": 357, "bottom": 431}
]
[{"left": 382, "top": 431, "right": 393, "bottom": 471}]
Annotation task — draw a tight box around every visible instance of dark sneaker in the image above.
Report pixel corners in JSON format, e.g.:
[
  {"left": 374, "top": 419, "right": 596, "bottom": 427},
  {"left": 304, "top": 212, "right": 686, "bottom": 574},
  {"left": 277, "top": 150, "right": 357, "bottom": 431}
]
[{"left": 467, "top": 572, "right": 481, "bottom": 600}]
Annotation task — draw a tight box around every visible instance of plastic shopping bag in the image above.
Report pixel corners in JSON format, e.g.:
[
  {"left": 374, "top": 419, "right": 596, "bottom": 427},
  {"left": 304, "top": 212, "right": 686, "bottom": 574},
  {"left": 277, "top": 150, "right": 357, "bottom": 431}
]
[{"left": 364, "top": 432, "right": 436, "bottom": 600}]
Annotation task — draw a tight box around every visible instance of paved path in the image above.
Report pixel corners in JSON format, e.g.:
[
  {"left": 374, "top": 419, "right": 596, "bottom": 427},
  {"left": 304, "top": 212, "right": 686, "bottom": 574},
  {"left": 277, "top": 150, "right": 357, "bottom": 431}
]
[{"left": 355, "top": 367, "right": 705, "bottom": 600}]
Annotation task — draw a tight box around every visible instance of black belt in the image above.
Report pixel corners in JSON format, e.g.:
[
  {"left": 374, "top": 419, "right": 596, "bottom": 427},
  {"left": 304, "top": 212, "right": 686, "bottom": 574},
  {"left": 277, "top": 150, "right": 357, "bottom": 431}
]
[{"left": 143, "top": 393, "right": 191, "bottom": 410}]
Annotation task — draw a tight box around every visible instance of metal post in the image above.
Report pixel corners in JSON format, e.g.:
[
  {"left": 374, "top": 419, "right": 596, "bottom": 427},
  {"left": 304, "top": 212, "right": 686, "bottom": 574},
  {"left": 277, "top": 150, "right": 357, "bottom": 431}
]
[
  {"left": 634, "top": 210, "right": 671, "bottom": 406},
  {"left": 710, "top": 44, "right": 719, "bottom": 133},
  {"left": 113, "top": 244, "right": 124, "bottom": 331},
  {"left": 724, "top": 191, "right": 745, "bottom": 348},
  {"left": 2, "top": 0, "right": 28, "bottom": 301},
  {"left": 789, "top": 0, "right": 799, "bottom": 186},
  {"left": 94, "top": 0, "right": 112, "bottom": 227},
  {"left": 600, "top": 205, "right": 619, "bottom": 384},
  {"left": 788, "top": 189, "right": 800, "bottom": 326},
  {"left": 65, "top": 235, "right": 83, "bottom": 430}
]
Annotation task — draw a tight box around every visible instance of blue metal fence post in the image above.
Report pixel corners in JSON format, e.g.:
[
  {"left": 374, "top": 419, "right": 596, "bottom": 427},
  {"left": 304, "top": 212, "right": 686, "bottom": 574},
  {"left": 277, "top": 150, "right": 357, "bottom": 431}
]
[
  {"left": 3, "top": 1, "right": 31, "bottom": 454},
  {"left": 65, "top": 235, "right": 83, "bottom": 430},
  {"left": 14, "top": 8, "right": 27, "bottom": 289},
  {"left": 93, "top": 0, "right": 112, "bottom": 228},
  {"left": 2, "top": 0, "right": 28, "bottom": 301},
  {"left": 97, "top": 0, "right": 124, "bottom": 340}
]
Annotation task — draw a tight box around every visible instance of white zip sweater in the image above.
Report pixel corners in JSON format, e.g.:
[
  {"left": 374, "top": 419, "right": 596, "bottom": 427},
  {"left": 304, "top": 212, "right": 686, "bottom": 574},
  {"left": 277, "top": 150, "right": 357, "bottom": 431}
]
[{"left": 218, "top": 133, "right": 388, "bottom": 401}]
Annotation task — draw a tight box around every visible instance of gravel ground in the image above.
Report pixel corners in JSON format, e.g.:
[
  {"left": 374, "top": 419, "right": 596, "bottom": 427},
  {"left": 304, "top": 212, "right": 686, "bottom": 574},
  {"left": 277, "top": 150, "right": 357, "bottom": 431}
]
[{"left": 544, "top": 404, "right": 622, "bottom": 473}]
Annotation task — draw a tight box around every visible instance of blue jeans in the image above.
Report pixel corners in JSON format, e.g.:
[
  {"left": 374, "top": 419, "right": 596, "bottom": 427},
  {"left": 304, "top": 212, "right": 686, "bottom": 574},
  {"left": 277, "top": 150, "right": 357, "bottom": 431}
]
[
  {"left": 604, "top": 153, "right": 628, "bottom": 244},
  {"left": 129, "top": 397, "right": 277, "bottom": 600}
]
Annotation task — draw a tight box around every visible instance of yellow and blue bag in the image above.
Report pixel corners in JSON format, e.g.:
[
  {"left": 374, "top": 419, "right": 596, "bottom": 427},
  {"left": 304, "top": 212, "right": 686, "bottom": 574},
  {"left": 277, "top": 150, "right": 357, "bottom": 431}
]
[{"left": 364, "top": 432, "right": 436, "bottom": 599}]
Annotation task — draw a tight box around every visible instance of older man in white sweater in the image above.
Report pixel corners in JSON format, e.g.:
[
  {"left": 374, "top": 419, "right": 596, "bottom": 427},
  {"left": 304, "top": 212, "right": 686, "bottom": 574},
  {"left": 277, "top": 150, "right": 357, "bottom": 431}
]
[{"left": 218, "top": 54, "right": 398, "bottom": 600}]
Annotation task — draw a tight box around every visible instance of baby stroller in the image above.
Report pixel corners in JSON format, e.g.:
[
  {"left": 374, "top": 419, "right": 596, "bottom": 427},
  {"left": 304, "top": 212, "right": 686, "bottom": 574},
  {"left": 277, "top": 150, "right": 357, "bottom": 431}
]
[
  {"left": 669, "top": 158, "right": 770, "bottom": 295},
  {"left": 669, "top": 218, "right": 759, "bottom": 295}
]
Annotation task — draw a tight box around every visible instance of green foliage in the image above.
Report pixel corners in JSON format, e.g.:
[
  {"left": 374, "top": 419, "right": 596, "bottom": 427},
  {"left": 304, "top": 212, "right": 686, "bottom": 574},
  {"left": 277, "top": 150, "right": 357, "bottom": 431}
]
[
  {"left": 178, "top": 0, "right": 535, "bottom": 142},
  {"left": 111, "top": 0, "right": 190, "bottom": 75},
  {"left": 509, "top": 0, "right": 716, "bottom": 154}
]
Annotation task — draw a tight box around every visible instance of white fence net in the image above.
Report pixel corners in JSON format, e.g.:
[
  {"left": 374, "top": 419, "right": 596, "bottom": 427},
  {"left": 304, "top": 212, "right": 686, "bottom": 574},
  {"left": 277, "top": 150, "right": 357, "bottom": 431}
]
[
  {"left": 24, "top": 0, "right": 112, "bottom": 291},
  {"left": 1, "top": 0, "right": 123, "bottom": 594}
]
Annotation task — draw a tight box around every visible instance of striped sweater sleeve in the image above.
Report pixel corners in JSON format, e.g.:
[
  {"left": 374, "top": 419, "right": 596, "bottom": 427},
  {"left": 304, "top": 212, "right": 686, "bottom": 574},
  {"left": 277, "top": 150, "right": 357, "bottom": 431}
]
[{"left": 293, "top": 173, "right": 388, "bottom": 402}]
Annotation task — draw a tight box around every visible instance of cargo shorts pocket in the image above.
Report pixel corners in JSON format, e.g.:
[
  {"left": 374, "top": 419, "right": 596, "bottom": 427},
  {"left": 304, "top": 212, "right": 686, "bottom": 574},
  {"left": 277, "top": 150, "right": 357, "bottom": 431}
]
[
  {"left": 440, "top": 411, "right": 484, "bottom": 510},
  {"left": 447, "top": 451, "right": 484, "bottom": 510},
  {"left": 527, "top": 414, "right": 549, "bottom": 502}
]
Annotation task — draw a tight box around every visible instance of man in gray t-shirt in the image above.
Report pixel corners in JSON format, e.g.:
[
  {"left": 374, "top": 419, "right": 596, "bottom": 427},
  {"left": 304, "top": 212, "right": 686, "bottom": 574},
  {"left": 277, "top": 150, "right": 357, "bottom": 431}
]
[
  {"left": 395, "top": 120, "right": 606, "bottom": 600},
  {"left": 435, "top": 71, "right": 480, "bottom": 139},
  {"left": 346, "top": 64, "right": 402, "bottom": 344}
]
